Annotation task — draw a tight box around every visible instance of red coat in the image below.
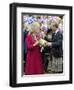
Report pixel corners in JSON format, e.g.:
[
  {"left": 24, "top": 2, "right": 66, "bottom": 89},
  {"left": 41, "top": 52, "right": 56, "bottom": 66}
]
[{"left": 25, "top": 34, "right": 44, "bottom": 75}]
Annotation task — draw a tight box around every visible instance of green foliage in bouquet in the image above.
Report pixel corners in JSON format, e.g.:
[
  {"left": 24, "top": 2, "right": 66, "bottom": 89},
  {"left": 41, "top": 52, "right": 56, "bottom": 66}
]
[{"left": 38, "top": 39, "right": 47, "bottom": 46}]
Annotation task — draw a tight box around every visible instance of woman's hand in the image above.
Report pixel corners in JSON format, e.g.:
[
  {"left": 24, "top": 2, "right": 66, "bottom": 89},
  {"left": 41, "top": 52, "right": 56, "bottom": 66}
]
[{"left": 33, "top": 41, "right": 39, "bottom": 46}]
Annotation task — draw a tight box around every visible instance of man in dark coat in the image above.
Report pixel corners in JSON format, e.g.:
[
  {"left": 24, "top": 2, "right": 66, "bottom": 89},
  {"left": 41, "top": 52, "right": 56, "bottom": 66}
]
[{"left": 47, "top": 23, "right": 63, "bottom": 73}]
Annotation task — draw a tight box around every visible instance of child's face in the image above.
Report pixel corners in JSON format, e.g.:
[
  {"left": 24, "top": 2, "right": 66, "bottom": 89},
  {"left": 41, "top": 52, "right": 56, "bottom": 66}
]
[{"left": 47, "top": 34, "right": 52, "bottom": 39}]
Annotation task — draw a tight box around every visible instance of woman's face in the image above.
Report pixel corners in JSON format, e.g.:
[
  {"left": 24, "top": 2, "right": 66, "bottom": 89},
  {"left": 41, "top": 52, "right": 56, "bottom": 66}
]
[{"left": 35, "top": 26, "right": 40, "bottom": 34}]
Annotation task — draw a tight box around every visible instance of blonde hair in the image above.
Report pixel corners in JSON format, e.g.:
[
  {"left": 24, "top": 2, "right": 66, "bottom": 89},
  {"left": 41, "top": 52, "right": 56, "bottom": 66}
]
[{"left": 30, "top": 22, "right": 40, "bottom": 34}]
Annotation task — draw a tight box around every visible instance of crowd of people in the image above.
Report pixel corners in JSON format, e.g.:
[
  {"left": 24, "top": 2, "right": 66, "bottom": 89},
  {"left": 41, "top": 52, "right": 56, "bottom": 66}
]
[{"left": 22, "top": 15, "right": 63, "bottom": 75}]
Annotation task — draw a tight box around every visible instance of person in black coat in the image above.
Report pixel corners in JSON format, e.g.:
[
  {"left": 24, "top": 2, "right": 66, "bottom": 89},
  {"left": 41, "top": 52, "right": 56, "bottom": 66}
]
[
  {"left": 42, "top": 29, "right": 52, "bottom": 73},
  {"left": 47, "top": 23, "right": 63, "bottom": 73},
  {"left": 23, "top": 29, "right": 28, "bottom": 73}
]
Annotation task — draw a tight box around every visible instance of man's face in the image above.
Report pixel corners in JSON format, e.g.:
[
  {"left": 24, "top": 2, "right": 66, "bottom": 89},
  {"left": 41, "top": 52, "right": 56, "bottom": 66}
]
[{"left": 51, "top": 24, "right": 57, "bottom": 32}]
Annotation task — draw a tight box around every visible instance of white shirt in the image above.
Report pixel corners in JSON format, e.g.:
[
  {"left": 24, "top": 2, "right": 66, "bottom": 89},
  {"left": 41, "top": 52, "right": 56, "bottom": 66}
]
[{"left": 55, "top": 29, "right": 59, "bottom": 35}]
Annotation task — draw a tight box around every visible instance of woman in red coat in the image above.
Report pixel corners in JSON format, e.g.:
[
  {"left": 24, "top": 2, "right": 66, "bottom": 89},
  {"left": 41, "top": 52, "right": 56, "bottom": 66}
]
[{"left": 25, "top": 22, "right": 44, "bottom": 75}]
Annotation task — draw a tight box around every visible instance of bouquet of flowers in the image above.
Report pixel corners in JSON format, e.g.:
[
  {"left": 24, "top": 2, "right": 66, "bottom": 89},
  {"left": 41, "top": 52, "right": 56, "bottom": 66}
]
[{"left": 38, "top": 38, "right": 48, "bottom": 46}]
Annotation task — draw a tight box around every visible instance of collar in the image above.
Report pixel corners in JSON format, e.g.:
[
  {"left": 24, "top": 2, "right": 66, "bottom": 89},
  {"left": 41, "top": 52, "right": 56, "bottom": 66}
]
[{"left": 55, "top": 29, "right": 59, "bottom": 34}]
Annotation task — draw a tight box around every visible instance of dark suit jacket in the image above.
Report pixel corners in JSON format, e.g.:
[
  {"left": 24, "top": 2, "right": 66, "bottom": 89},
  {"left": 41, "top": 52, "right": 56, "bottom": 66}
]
[{"left": 52, "top": 31, "right": 63, "bottom": 58}]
